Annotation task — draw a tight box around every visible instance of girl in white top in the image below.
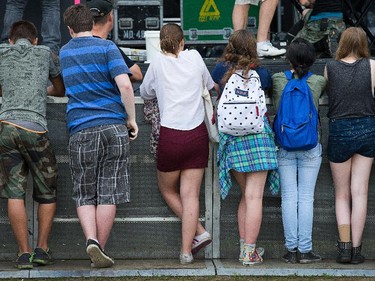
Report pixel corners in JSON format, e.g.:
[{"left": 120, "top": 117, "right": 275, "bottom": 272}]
[{"left": 140, "top": 23, "right": 214, "bottom": 265}]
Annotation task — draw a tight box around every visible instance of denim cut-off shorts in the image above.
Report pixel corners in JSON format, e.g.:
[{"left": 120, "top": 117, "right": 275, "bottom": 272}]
[
  {"left": 327, "top": 116, "right": 375, "bottom": 163},
  {"left": 235, "top": 0, "right": 260, "bottom": 5}
]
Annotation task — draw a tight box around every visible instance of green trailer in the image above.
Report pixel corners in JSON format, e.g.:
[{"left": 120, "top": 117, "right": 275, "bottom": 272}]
[{"left": 181, "top": 0, "right": 259, "bottom": 44}]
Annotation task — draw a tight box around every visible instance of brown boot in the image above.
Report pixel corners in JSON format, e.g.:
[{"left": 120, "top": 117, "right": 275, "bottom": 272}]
[{"left": 336, "top": 241, "right": 352, "bottom": 264}]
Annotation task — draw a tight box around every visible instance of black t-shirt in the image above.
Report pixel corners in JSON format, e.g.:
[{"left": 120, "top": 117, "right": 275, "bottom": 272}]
[
  {"left": 311, "top": 0, "right": 343, "bottom": 16},
  {"left": 118, "top": 47, "right": 135, "bottom": 69}
]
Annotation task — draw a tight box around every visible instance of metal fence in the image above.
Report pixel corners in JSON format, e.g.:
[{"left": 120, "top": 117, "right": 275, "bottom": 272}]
[{"left": 1, "top": 59, "right": 375, "bottom": 262}]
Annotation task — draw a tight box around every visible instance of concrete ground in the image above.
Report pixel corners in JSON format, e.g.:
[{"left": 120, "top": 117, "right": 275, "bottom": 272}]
[{"left": 1, "top": 258, "right": 375, "bottom": 279}]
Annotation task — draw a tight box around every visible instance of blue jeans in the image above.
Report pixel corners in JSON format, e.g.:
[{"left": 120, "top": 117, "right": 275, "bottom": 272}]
[
  {"left": 278, "top": 143, "right": 322, "bottom": 253},
  {"left": 1, "top": 0, "right": 61, "bottom": 54}
]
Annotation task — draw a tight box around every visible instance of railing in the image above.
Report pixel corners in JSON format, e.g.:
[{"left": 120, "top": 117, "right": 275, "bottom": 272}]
[{"left": 1, "top": 57, "right": 375, "bottom": 261}]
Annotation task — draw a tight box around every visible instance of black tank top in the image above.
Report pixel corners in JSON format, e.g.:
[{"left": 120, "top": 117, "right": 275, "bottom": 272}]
[{"left": 327, "top": 58, "right": 375, "bottom": 119}]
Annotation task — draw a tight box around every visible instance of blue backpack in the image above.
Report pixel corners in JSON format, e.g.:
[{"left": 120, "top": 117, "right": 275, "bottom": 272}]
[{"left": 273, "top": 70, "right": 318, "bottom": 151}]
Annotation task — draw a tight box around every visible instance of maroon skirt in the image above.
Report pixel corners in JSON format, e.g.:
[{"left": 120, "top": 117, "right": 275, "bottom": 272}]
[{"left": 157, "top": 122, "right": 209, "bottom": 172}]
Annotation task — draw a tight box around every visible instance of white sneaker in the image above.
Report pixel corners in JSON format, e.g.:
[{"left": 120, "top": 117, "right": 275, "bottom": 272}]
[
  {"left": 242, "top": 244, "right": 263, "bottom": 265},
  {"left": 192, "top": 231, "right": 212, "bottom": 255},
  {"left": 239, "top": 246, "right": 265, "bottom": 262},
  {"left": 180, "top": 252, "right": 193, "bottom": 265},
  {"left": 257, "top": 41, "right": 286, "bottom": 57}
]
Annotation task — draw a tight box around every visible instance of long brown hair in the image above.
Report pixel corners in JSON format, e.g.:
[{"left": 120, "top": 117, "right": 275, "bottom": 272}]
[
  {"left": 220, "top": 30, "right": 260, "bottom": 85},
  {"left": 160, "top": 23, "right": 184, "bottom": 56},
  {"left": 335, "top": 27, "right": 370, "bottom": 60}
]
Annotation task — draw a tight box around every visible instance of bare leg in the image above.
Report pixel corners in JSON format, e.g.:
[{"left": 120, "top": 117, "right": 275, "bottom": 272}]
[
  {"left": 350, "top": 154, "right": 372, "bottom": 247},
  {"left": 232, "top": 171, "right": 247, "bottom": 239},
  {"left": 8, "top": 199, "right": 32, "bottom": 254},
  {"left": 179, "top": 168, "right": 205, "bottom": 254},
  {"left": 257, "top": 0, "right": 279, "bottom": 42},
  {"left": 36, "top": 202, "right": 56, "bottom": 250},
  {"left": 158, "top": 170, "right": 206, "bottom": 235},
  {"left": 96, "top": 205, "right": 116, "bottom": 249},
  {"left": 77, "top": 205, "right": 98, "bottom": 242},
  {"left": 232, "top": 4, "right": 250, "bottom": 31},
  {"left": 243, "top": 171, "right": 267, "bottom": 244},
  {"left": 330, "top": 160, "right": 352, "bottom": 233}
]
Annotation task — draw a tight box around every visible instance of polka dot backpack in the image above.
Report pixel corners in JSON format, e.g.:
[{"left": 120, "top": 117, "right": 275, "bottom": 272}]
[{"left": 217, "top": 69, "right": 267, "bottom": 136}]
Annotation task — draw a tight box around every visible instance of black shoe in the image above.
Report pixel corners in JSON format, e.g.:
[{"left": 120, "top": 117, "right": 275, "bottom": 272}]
[
  {"left": 282, "top": 248, "right": 297, "bottom": 263},
  {"left": 337, "top": 241, "right": 352, "bottom": 264},
  {"left": 351, "top": 245, "right": 365, "bottom": 264},
  {"left": 298, "top": 251, "right": 322, "bottom": 264},
  {"left": 33, "top": 247, "right": 54, "bottom": 265},
  {"left": 86, "top": 239, "right": 114, "bottom": 268},
  {"left": 15, "top": 252, "right": 34, "bottom": 270}
]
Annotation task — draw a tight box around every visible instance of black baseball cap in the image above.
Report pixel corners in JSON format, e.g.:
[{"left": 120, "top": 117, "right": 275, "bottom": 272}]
[{"left": 86, "top": 0, "right": 113, "bottom": 17}]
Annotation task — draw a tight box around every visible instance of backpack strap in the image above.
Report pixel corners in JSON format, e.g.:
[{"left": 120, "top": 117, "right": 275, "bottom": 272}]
[
  {"left": 301, "top": 71, "right": 313, "bottom": 82},
  {"left": 284, "top": 70, "right": 313, "bottom": 81},
  {"left": 284, "top": 70, "right": 293, "bottom": 81}
]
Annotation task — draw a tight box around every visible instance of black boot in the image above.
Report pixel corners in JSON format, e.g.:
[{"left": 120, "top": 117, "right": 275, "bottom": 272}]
[
  {"left": 351, "top": 244, "right": 365, "bottom": 264},
  {"left": 336, "top": 241, "right": 352, "bottom": 263}
]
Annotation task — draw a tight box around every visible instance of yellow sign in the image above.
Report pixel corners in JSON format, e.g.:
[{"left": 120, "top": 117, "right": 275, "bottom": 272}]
[{"left": 199, "top": 0, "right": 220, "bottom": 22}]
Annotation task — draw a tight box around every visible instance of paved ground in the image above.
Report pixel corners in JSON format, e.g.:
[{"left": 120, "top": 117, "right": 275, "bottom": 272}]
[{"left": 1, "top": 258, "right": 375, "bottom": 279}]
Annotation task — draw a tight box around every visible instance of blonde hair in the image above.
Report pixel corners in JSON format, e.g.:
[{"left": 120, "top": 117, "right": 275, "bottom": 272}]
[
  {"left": 160, "top": 23, "right": 184, "bottom": 55},
  {"left": 335, "top": 27, "right": 370, "bottom": 60}
]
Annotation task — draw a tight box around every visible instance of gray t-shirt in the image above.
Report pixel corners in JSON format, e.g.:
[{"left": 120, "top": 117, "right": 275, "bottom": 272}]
[
  {"left": 326, "top": 58, "right": 375, "bottom": 119},
  {"left": 0, "top": 39, "right": 60, "bottom": 130}
]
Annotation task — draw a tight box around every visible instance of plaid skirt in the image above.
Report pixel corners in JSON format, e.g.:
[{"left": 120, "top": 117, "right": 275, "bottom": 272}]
[{"left": 217, "top": 118, "right": 279, "bottom": 199}]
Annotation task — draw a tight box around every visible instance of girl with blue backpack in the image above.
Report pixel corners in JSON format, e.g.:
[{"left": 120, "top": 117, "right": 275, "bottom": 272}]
[{"left": 272, "top": 38, "right": 326, "bottom": 264}]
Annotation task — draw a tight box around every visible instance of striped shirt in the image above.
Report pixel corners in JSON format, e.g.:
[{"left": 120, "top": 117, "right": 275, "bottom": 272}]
[{"left": 60, "top": 36, "right": 131, "bottom": 135}]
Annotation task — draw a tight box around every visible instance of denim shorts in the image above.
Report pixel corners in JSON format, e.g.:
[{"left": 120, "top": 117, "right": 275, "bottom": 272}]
[
  {"left": 327, "top": 117, "right": 375, "bottom": 163},
  {"left": 235, "top": 0, "right": 260, "bottom": 5}
]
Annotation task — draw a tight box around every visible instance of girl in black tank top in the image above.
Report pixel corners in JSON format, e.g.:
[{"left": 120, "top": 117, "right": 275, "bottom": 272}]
[{"left": 325, "top": 27, "right": 375, "bottom": 265}]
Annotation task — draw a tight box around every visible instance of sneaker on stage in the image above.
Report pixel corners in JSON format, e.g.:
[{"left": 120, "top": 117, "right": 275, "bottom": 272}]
[{"left": 257, "top": 41, "right": 286, "bottom": 57}]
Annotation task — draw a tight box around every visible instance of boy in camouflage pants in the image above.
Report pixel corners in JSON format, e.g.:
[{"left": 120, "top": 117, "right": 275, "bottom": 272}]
[{"left": 0, "top": 20, "right": 64, "bottom": 269}]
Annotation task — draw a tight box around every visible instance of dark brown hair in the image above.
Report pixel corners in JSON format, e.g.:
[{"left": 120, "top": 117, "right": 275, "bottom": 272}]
[
  {"left": 9, "top": 20, "right": 38, "bottom": 43},
  {"left": 64, "top": 4, "right": 93, "bottom": 33},
  {"left": 220, "top": 30, "right": 260, "bottom": 84},
  {"left": 286, "top": 38, "right": 316, "bottom": 78},
  {"left": 335, "top": 27, "right": 370, "bottom": 60},
  {"left": 160, "top": 23, "right": 184, "bottom": 55}
]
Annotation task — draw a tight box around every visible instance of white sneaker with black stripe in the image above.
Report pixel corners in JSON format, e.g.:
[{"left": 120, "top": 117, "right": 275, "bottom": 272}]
[
  {"left": 192, "top": 231, "right": 212, "bottom": 255},
  {"left": 257, "top": 41, "right": 286, "bottom": 57}
]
